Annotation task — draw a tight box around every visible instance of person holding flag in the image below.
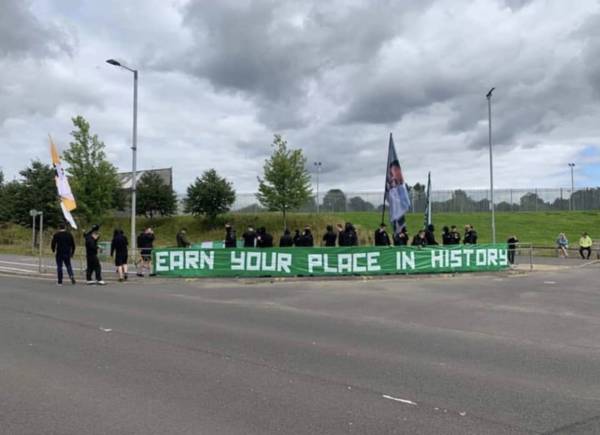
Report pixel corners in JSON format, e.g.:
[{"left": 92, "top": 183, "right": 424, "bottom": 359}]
[{"left": 383, "top": 133, "right": 411, "bottom": 237}]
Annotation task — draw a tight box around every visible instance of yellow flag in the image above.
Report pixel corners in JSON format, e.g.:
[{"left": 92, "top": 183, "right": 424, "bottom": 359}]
[{"left": 49, "top": 136, "right": 77, "bottom": 229}]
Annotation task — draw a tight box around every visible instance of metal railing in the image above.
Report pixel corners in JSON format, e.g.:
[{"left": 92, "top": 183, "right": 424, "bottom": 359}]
[{"left": 219, "top": 187, "right": 600, "bottom": 213}]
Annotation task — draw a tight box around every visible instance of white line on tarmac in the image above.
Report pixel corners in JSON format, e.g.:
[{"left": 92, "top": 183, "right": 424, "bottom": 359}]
[
  {"left": 382, "top": 395, "right": 417, "bottom": 406},
  {"left": 0, "top": 266, "right": 38, "bottom": 274}
]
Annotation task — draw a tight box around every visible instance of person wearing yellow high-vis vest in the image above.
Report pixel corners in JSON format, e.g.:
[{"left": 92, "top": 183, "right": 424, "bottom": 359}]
[{"left": 579, "top": 232, "right": 593, "bottom": 260}]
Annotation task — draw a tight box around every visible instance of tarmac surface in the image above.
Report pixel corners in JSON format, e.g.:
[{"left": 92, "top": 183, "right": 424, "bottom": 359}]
[{"left": 0, "top": 259, "right": 599, "bottom": 434}]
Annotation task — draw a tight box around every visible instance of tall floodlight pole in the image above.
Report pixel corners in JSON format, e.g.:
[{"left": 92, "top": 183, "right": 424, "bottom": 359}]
[
  {"left": 314, "top": 161, "right": 322, "bottom": 214},
  {"left": 568, "top": 163, "right": 575, "bottom": 211},
  {"left": 107, "top": 59, "right": 138, "bottom": 257},
  {"left": 486, "top": 87, "right": 496, "bottom": 244}
]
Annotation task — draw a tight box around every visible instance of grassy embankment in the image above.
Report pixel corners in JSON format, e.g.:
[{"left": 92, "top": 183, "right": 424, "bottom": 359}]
[{"left": 1, "top": 211, "right": 598, "bottom": 255}]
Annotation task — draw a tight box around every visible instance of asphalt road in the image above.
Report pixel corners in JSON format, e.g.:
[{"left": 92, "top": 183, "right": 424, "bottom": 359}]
[{"left": 0, "top": 266, "right": 599, "bottom": 434}]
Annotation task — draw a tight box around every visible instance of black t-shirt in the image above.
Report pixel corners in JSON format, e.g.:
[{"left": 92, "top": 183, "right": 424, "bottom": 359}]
[
  {"left": 242, "top": 231, "right": 256, "bottom": 248},
  {"left": 279, "top": 234, "right": 294, "bottom": 247},
  {"left": 322, "top": 231, "right": 337, "bottom": 247}
]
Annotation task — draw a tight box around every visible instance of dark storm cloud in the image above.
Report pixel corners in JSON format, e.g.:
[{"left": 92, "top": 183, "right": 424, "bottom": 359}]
[
  {"left": 174, "top": 0, "right": 434, "bottom": 129},
  {"left": 0, "top": 0, "right": 72, "bottom": 57}
]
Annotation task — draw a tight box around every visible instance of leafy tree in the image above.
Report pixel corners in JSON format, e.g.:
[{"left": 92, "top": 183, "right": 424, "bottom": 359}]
[
  {"left": 519, "top": 192, "right": 548, "bottom": 211},
  {"left": 136, "top": 171, "right": 178, "bottom": 218},
  {"left": 184, "top": 169, "right": 235, "bottom": 221},
  {"left": 62, "top": 116, "right": 120, "bottom": 222},
  {"left": 322, "top": 189, "right": 347, "bottom": 212},
  {"left": 6, "top": 161, "right": 62, "bottom": 227},
  {"left": 256, "top": 135, "right": 312, "bottom": 227},
  {"left": 348, "top": 196, "right": 375, "bottom": 212}
]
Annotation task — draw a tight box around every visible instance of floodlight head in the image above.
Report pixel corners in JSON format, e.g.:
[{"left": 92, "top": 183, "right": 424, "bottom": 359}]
[
  {"left": 486, "top": 87, "right": 495, "bottom": 98},
  {"left": 106, "top": 59, "right": 121, "bottom": 66}
]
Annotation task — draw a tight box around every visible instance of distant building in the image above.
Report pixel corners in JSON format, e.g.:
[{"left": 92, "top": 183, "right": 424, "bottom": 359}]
[
  {"left": 116, "top": 168, "right": 178, "bottom": 215},
  {"left": 118, "top": 167, "right": 173, "bottom": 190}
]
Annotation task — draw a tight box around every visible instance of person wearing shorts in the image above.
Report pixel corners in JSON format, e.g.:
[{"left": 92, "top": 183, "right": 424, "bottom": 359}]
[{"left": 137, "top": 227, "right": 155, "bottom": 277}]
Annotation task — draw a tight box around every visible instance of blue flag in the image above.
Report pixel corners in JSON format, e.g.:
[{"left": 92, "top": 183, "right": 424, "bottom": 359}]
[{"left": 384, "top": 133, "right": 411, "bottom": 235}]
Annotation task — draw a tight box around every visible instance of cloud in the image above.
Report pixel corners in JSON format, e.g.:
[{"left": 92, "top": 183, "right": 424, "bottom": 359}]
[
  {"left": 0, "top": 0, "right": 72, "bottom": 58},
  {"left": 1, "top": 0, "right": 600, "bottom": 196}
]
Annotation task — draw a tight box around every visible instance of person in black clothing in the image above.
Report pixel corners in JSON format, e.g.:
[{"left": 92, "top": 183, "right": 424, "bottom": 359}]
[
  {"left": 412, "top": 230, "right": 427, "bottom": 247},
  {"left": 298, "top": 226, "right": 314, "bottom": 247},
  {"left": 374, "top": 223, "right": 391, "bottom": 246},
  {"left": 463, "top": 224, "right": 478, "bottom": 244},
  {"left": 256, "top": 227, "right": 274, "bottom": 248},
  {"left": 345, "top": 222, "right": 358, "bottom": 246},
  {"left": 85, "top": 225, "right": 104, "bottom": 285},
  {"left": 507, "top": 235, "right": 519, "bottom": 265},
  {"left": 442, "top": 226, "right": 452, "bottom": 245},
  {"left": 51, "top": 223, "right": 76, "bottom": 285},
  {"left": 322, "top": 225, "right": 337, "bottom": 247},
  {"left": 242, "top": 226, "right": 256, "bottom": 248},
  {"left": 425, "top": 224, "right": 438, "bottom": 245},
  {"left": 137, "top": 227, "right": 155, "bottom": 277},
  {"left": 279, "top": 229, "right": 294, "bottom": 247},
  {"left": 293, "top": 229, "right": 301, "bottom": 246},
  {"left": 393, "top": 226, "right": 409, "bottom": 246},
  {"left": 449, "top": 225, "right": 461, "bottom": 244},
  {"left": 224, "top": 224, "right": 237, "bottom": 248},
  {"left": 176, "top": 228, "right": 191, "bottom": 248},
  {"left": 111, "top": 229, "right": 129, "bottom": 282}
]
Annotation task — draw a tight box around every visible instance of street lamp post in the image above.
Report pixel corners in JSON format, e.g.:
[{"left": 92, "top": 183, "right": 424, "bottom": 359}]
[
  {"left": 486, "top": 87, "right": 496, "bottom": 244},
  {"left": 107, "top": 59, "right": 138, "bottom": 257},
  {"left": 314, "top": 161, "right": 322, "bottom": 214},
  {"left": 568, "top": 163, "right": 575, "bottom": 211}
]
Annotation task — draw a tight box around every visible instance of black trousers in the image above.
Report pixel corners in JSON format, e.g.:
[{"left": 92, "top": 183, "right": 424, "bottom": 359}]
[
  {"left": 579, "top": 247, "right": 591, "bottom": 259},
  {"left": 56, "top": 254, "right": 74, "bottom": 283},
  {"left": 508, "top": 249, "right": 516, "bottom": 264},
  {"left": 86, "top": 255, "right": 102, "bottom": 281}
]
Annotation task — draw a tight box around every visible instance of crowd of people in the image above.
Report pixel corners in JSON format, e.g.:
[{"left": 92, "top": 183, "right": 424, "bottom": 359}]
[
  {"left": 207, "top": 222, "right": 481, "bottom": 249},
  {"left": 49, "top": 221, "right": 596, "bottom": 285}
]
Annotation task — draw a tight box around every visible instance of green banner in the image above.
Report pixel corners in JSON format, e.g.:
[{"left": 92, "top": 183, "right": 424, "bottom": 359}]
[{"left": 152, "top": 244, "right": 509, "bottom": 278}]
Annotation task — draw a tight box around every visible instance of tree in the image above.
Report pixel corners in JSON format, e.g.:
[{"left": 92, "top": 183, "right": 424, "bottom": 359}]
[
  {"left": 348, "top": 196, "right": 375, "bottom": 212},
  {"left": 184, "top": 169, "right": 235, "bottom": 221},
  {"left": 256, "top": 135, "right": 312, "bottom": 227},
  {"left": 322, "top": 189, "right": 347, "bottom": 212},
  {"left": 62, "top": 116, "right": 120, "bottom": 222},
  {"left": 136, "top": 171, "right": 178, "bottom": 218},
  {"left": 5, "top": 161, "right": 62, "bottom": 227}
]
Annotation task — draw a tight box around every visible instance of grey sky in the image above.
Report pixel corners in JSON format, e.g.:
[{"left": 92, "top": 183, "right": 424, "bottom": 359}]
[{"left": 1, "top": 0, "right": 599, "bottom": 194}]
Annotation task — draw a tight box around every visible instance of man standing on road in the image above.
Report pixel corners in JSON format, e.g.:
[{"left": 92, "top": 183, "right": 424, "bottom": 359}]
[
  {"left": 137, "top": 227, "right": 155, "bottom": 277},
  {"left": 507, "top": 235, "right": 519, "bottom": 265},
  {"left": 85, "top": 224, "right": 105, "bottom": 285},
  {"left": 579, "top": 232, "right": 593, "bottom": 260},
  {"left": 51, "top": 223, "right": 76, "bottom": 285}
]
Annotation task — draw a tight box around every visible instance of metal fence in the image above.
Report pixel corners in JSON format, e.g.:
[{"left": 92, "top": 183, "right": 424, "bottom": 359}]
[{"left": 226, "top": 187, "right": 600, "bottom": 213}]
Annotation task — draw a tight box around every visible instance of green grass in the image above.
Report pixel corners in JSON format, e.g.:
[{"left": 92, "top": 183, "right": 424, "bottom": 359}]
[{"left": 1, "top": 211, "right": 598, "bottom": 255}]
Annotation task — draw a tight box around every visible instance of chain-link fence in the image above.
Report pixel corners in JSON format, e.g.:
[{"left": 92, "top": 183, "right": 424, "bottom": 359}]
[{"left": 226, "top": 187, "right": 600, "bottom": 213}]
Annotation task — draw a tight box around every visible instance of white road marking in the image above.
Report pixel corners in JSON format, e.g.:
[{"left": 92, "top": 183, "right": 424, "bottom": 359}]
[
  {"left": 99, "top": 328, "right": 112, "bottom": 333},
  {"left": 382, "top": 395, "right": 417, "bottom": 406},
  {"left": 543, "top": 281, "right": 557, "bottom": 284}
]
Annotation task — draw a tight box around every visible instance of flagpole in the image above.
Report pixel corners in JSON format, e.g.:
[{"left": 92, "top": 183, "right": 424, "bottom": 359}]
[{"left": 381, "top": 133, "right": 393, "bottom": 225}]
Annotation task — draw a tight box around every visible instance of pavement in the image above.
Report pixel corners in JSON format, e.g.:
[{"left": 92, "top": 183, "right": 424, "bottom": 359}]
[{"left": 0, "top": 261, "right": 599, "bottom": 434}]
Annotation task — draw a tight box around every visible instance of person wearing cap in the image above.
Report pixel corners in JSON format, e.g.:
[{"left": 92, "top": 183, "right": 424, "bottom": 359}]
[
  {"left": 374, "top": 223, "right": 391, "bottom": 246},
  {"left": 424, "top": 224, "right": 438, "bottom": 245},
  {"left": 85, "top": 224, "right": 105, "bottom": 285},
  {"left": 224, "top": 224, "right": 237, "bottom": 248},
  {"left": 242, "top": 225, "right": 257, "bottom": 248},
  {"left": 51, "top": 223, "right": 76, "bottom": 285},
  {"left": 256, "top": 227, "right": 274, "bottom": 248},
  {"left": 322, "top": 225, "right": 337, "bottom": 247}
]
